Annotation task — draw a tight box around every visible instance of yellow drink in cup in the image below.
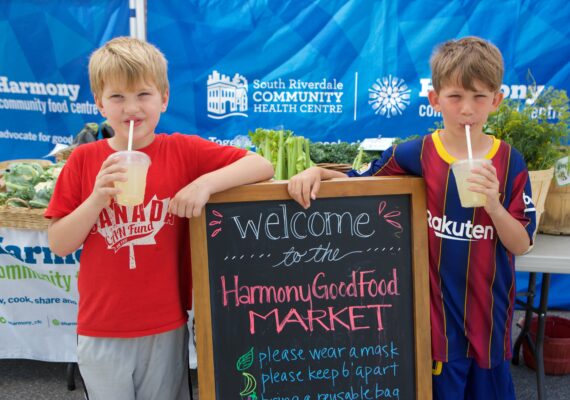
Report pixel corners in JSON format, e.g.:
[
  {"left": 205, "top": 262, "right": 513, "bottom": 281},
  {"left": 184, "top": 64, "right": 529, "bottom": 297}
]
[
  {"left": 109, "top": 150, "right": 151, "bottom": 206},
  {"left": 451, "top": 158, "right": 491, "bottom": 208}
]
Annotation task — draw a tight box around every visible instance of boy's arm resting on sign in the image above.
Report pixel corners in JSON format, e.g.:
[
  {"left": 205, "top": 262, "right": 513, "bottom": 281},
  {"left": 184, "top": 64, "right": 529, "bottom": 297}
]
[
  {"left": 287, "top": 166, "right": 347, "bottom": 209},
  {"left": 168, "top": 151, "right": 274, "bottom": 218},
  {"left": 48, "top": 157, "right": 127, "bottom": 257}
]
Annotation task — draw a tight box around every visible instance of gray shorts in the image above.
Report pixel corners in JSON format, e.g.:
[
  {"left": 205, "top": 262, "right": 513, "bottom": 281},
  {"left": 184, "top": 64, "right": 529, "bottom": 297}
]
[{"left": 78, "top": 325, "right": 190, "bottom": 400}]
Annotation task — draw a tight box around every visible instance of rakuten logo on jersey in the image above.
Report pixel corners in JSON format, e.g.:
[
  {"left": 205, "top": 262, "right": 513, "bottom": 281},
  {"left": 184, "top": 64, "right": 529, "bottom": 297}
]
[{"left": 427, "top": 210, "right": 495, "bottom": 241}]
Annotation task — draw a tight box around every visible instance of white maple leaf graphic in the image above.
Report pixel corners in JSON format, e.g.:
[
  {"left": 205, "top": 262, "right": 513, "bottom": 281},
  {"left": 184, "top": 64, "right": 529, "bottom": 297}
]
[{"left": 96, "top": 196, "right": 171, "bottom": 269}]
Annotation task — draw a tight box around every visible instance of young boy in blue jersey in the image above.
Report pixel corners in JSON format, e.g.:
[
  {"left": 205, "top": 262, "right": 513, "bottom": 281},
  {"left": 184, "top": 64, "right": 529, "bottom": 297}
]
[{"left": 288, "top": 36, "right": 536, "bottom": 399}]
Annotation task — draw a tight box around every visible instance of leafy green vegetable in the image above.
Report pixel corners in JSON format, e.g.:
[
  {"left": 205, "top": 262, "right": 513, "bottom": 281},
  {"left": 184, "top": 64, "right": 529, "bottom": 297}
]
[
  {"left": 310, "top": 142, "right": 358, "bottom": 164},
  {"left": 4, "top": 162, "right": 44, "bottom": 201},
  {"left": 485, "top": 86, "right": 569, "bottom": 170},
  {"left": 275, "top": 130, "right": 286, "bottom": 180},
  {"left": 310, "top": 142, "right": 377, "bottom": 165},
  {"left": 29, "top": 181, "right": 55, "bottom": 208},
  {"left": 351, "top": 147, "right": 364, "bottom": 171},
  {"left": 0, "top": 192, "right": 8, "bottom": 206},
  {"left": 249, "top": 128, "right": 313, "bottom": 179},
  {"left": 1, "top": 161, "right": 65, "bottom": 208}
]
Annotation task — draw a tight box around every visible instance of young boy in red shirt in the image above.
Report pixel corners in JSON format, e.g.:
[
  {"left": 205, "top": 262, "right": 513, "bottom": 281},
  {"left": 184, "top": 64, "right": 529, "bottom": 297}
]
[{"left": 46, "top": 37, "right": 274, "bottom": 399}]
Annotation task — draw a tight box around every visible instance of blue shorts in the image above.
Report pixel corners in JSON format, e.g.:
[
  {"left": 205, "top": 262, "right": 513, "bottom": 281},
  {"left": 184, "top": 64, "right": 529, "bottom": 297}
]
[{"left": 432, "top": 358, "right": 515, "bottom": 400}]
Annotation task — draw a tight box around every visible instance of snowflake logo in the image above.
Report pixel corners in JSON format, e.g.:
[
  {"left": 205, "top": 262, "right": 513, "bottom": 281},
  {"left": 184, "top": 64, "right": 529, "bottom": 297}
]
[{"left": 368, "top": 75, "right": 411, "bottom": 118}]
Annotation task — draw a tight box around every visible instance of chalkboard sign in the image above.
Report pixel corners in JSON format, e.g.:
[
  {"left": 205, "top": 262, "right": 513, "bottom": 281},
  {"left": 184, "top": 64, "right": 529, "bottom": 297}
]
[{"left": 190, "top": 177, "right": 431, "bottom": 400}]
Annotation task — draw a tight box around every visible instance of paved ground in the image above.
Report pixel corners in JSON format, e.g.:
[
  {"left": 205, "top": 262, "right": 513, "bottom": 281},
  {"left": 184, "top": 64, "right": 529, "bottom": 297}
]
[
  {"left": 0, "top": 362, "right": 199, "bottom": 400},
  {"left": 1, "top": 310, "right": 569, "bottom": 399}
]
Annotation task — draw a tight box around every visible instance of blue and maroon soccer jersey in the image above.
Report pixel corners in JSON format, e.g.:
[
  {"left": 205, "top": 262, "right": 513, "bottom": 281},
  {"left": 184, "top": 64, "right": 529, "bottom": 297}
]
[{"left": 347, "top": 130, "right": 536, "bottom": 368}]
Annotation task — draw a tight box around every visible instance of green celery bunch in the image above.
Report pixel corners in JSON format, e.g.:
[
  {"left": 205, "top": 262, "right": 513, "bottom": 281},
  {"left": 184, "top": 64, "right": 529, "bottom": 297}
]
[{"left": 249, "top": 127, "right": 313, "bottom": 179}]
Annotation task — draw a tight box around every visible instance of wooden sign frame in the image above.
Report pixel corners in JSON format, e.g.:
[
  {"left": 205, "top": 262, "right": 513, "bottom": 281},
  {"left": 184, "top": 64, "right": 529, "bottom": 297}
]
[{"left": 190, "top": 177, "right": 431, "bottom": 399}]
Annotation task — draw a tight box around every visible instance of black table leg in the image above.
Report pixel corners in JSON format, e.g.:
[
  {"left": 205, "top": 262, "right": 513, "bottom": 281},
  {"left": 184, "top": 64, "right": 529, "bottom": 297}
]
[
  {"left": 535, "top": 273, "right": 551, "bottom": 400},
  {"left": 513, "top": 272, "right": 537, "bottom": 365},
  {"left": 188, "top": 368, "right": 194, "bottom": 400},
  {"left": 66, "top": 362, "right": 76, "bottom": 391}
]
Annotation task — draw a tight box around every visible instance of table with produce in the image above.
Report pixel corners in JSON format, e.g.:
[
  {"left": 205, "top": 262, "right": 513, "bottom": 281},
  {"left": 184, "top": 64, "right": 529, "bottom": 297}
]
[{"left": 0, "top": 159, "right": 79, "bottom": 362}]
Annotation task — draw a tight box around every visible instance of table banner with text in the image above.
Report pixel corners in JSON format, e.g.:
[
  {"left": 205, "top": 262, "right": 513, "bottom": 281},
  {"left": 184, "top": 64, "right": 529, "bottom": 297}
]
[{"left": 0, "top": 228, "right": 79, "bottom": 362}]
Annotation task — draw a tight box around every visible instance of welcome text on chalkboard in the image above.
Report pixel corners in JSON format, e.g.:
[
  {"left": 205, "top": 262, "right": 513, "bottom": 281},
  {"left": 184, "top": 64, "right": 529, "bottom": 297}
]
[{"left": 190, "top": 177, "right": 431, "bottom": 400}]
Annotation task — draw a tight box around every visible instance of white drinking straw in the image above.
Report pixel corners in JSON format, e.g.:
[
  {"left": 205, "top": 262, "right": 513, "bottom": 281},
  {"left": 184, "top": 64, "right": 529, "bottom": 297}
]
[
  {"left": 465, "top": 124, "right": 473, "bottom": 160},
  {"left": 127, "top": 120, "right": 134, "bottom": 151}
]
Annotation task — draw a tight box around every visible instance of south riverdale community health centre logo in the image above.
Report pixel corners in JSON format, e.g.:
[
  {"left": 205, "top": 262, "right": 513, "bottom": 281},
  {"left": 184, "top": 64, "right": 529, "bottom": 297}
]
[
  {"left": 206, "top": 69, "right": 346, "bottom": 120},
  {"left": 205, "top": 70, "right": 418, "bottom": 120}
]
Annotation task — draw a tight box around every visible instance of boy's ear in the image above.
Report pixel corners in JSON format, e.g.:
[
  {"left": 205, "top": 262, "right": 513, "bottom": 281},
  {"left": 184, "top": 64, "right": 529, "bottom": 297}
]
[
  {"left": 491, "top": 91, "right": 504, "bottom": 110},
  {"left": 427, "top": 90, "right": 441, "bottom": 112},
  {"left": 94, "top": 96, "right": 106, "bottom": 117},
  {"left": 161, "top": 89, "right": 170, "bottom": 112}
]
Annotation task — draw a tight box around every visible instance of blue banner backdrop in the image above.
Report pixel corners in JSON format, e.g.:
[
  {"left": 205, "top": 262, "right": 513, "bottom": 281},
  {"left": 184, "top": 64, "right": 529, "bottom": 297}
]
[
  {"left": 147, "top": 0, "right": 570, "bottom": 309},
  {"left": 148, "top": 0, "right": 570, "bottom": 145},
  {"left": 0, "top": 0, "right": 129, "bottom": 161},
  {"left": 0, "top": 1, "right": 568, "bottom": 308}
]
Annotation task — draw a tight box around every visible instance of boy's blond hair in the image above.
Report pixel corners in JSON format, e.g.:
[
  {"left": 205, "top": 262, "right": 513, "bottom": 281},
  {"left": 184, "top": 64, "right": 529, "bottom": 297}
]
[
  {"left": 89, "top": 37, "right": 169, "bottom": 99},
  {"left": 430, "top": 36, "right": 504, "bottom": 93}
]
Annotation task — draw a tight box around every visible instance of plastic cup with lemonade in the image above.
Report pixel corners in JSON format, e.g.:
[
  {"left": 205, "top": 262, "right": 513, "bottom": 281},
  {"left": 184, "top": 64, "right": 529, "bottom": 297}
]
[
  {"left": 451, "top": 158, "right": 491, "bottom": 208},
  {"left": 109, "top": 150, "right": 151, "bottom": 206}
]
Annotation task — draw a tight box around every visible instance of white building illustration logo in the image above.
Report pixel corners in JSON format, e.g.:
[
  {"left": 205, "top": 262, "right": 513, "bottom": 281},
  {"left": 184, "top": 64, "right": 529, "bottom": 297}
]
[
  {"left": 368, "top": 75, "right": 411, "bottom": 118},
  {"left": 207, "top": 70, "right": 248, "bottom": 119}
]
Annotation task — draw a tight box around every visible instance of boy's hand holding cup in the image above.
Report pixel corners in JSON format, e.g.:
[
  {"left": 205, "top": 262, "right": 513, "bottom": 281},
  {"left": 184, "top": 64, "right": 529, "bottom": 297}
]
[
  {"left": 451, "top": 124, "right": 491, "bottom": 208},
  {"left": 109, "top": 150, "right": 151, "bottom": 206},
  {"left": 109, "top": 120, "right": 151, "bottom": 206},
  {"left": 451, "top": 158, "right": 492, "bottom": 208}
]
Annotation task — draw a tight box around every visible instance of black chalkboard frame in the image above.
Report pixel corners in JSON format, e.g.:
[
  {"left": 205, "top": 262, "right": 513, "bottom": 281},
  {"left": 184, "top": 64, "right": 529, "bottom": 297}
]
[{"left": 189, "top": 176, "right": 431, "bottom": 399}]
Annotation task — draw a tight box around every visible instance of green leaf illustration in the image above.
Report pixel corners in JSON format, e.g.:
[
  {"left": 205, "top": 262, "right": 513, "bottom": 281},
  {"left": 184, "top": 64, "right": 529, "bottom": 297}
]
[{"left": 236, "top": 347, "right": 254, "bottom": 371}]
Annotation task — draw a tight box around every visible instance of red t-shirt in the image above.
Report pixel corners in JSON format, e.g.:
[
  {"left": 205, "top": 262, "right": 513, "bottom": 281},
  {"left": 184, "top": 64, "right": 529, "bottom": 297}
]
[{"left": 45, "top": 133, "right": 247, "bottom": 337}]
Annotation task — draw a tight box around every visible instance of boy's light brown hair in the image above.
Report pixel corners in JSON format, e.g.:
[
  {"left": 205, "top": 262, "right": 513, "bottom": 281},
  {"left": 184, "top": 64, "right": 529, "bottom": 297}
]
[
  {"left": 88, "top": 36, "right": 169, "bottom": 99},
  {"left": 430, "top": 36, "right": 504, "bottom": 93}
]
